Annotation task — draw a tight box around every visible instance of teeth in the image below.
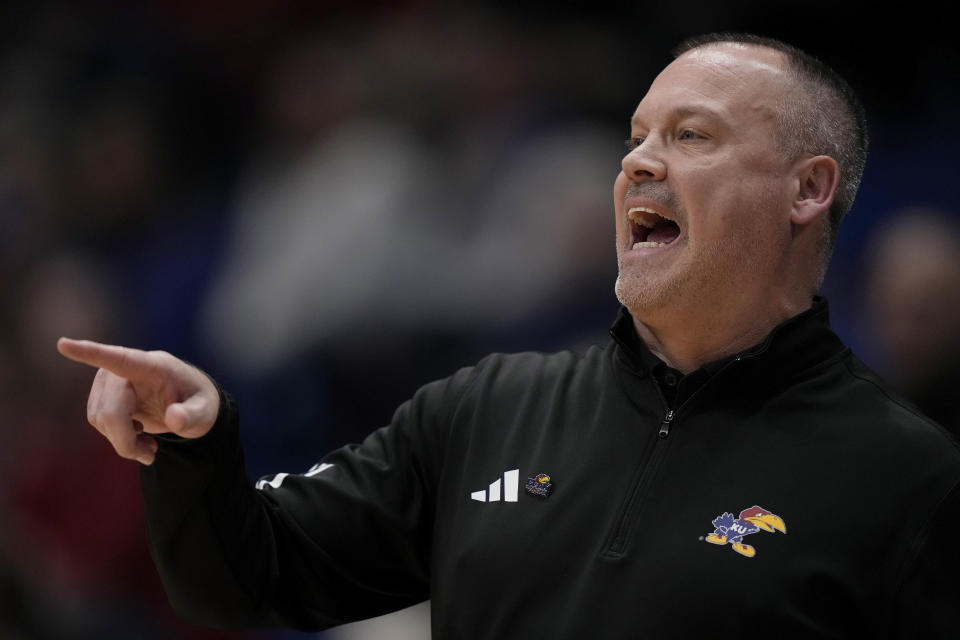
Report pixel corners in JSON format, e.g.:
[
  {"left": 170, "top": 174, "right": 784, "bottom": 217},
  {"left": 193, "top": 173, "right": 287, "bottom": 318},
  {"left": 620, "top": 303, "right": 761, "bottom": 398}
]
[
  {"left": 633, "top": 241, "right": 667, "bottom": 249},
  {"left": 627, "top": 207, "right": 657, "bottom": 227},
  {"left": 627, "top": 206, "right": 674, "bottom": 228}
]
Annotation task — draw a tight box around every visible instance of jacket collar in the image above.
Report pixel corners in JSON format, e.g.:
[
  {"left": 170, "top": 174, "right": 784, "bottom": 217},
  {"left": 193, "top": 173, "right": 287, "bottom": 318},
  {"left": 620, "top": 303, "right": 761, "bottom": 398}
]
[{"left": 610, "top": 297, "right": 849, "bottom": 389}]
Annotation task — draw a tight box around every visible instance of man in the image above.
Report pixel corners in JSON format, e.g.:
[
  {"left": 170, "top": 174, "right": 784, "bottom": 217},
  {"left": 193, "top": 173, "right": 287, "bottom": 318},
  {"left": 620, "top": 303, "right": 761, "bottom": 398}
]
[{"left": 58, "top": 34, "right": 960, "bottom": 637}]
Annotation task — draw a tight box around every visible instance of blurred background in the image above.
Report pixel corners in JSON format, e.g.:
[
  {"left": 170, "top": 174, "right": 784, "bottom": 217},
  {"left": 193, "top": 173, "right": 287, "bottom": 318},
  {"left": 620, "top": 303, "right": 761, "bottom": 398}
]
[{"left": 1, "top": 1, "right": 958, "bottom": 638}]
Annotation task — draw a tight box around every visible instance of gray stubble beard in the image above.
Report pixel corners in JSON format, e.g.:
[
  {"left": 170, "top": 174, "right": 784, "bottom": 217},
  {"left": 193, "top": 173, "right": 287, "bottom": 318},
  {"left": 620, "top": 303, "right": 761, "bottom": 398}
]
[{"left": 613, "top": 233, "right": 730, "bottom": 321}]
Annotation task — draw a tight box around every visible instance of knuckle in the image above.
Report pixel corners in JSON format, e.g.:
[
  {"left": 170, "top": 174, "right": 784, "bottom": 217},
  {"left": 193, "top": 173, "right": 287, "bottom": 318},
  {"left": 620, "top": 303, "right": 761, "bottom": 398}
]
[
  {"left": 102, "top": 423, "right": 136, "bottom": 457},
  {"left": 110, "top": 439, "right": 137, "bottom": 460},
  {"left": 98, "top": 407, "right": 129, "bottom": 427},
  {"left": 104, "top": 372, "right": 131, "bottom": 393},
  {"left": 151, "top": 350, "right": 174, "bottom": 370},
  {"left": 145, "top": 350, "right": 169, "bottom": 375}
]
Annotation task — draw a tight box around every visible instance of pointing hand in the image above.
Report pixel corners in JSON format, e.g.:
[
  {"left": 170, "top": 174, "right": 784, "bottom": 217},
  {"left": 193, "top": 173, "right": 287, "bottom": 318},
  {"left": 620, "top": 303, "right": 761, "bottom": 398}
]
[{"left": 57, "top": 338, "right": 220, "bottom": 465}]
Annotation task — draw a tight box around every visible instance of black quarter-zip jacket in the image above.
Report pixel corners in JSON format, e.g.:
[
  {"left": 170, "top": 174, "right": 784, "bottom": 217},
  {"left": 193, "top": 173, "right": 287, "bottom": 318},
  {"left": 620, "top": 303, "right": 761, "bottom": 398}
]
[{"left": 142, "top": 300, "right": 960, "bottom": 638}]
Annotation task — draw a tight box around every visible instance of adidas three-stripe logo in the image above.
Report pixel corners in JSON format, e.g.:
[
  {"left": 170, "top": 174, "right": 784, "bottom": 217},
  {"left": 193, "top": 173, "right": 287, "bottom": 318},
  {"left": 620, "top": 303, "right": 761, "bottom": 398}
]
[
  {"left": 255, "top": 462, "right": 334, "bottom": 490},
  {"left": 470, "top": 469, "right": 519, "bottom": 502}
]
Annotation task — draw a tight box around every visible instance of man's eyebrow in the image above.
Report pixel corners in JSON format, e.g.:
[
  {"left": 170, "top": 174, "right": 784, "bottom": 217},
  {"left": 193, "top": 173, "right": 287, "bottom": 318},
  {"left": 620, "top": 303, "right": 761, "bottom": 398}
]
[{"left": 630, "top": 105, "right": 725, "bottom": 127}]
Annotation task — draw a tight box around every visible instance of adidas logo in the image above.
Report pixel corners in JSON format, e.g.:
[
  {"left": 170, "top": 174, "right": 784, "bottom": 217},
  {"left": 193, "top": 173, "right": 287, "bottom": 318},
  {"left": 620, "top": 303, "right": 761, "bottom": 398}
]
[
  {"left": 470, "top": 469, "right": 519, "bottom": 502},
  {"left": 255, "top": 462, "right": 334, "bottom": 491}
]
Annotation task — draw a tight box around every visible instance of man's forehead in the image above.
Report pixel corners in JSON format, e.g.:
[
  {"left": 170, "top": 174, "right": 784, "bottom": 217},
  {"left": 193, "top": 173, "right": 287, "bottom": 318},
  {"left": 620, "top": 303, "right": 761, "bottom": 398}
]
[
  {"left": 629, "top": 104, "right": 725, "bottom": 127},
  {"left": 676, "top": 43, "right": 789, "bottom": 79},
  {"left": 631, "top": 44, "right": 790, "bottom": 123}
]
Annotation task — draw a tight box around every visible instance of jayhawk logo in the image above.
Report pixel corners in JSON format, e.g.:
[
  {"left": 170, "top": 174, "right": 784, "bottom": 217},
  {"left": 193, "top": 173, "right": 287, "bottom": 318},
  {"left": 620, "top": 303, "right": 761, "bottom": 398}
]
[
  {"left": 525, "top": 473, "right": 553, "bottom": 497},
  {"left": 704, "top": 506, "right": 786, "bottom": 558}
]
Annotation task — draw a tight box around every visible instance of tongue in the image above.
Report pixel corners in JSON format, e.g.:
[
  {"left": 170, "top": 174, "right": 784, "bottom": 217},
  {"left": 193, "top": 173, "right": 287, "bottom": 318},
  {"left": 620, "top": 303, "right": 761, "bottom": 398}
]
[{"left": 647, "top": 219, "right": 680, "bottom": 244}]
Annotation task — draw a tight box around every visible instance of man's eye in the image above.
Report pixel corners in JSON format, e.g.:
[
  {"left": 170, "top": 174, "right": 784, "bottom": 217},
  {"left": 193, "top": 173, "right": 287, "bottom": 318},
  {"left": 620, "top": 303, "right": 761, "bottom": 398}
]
[
  {"left": 678, "top": 129, "right": 701, "bottom": 140},
  {"left": 624, "top": 137, "right": 645, "bottom": 151}
]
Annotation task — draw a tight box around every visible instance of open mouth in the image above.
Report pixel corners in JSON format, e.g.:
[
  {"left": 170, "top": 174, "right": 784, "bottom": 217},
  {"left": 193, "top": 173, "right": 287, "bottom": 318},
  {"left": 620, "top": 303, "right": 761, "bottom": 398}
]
[{"left": 627, "top": 207, "right": 681, "bottom": 249}]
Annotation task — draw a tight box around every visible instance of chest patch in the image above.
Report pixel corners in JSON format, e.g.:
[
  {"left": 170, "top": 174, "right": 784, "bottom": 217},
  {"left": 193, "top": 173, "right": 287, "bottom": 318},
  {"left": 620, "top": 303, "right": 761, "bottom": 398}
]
[
  {"left": 703, "top": 505, "right": 787, "bottom": 558},
  {"left": 524, "top": 473, "right": 553, "bottom": 497}
]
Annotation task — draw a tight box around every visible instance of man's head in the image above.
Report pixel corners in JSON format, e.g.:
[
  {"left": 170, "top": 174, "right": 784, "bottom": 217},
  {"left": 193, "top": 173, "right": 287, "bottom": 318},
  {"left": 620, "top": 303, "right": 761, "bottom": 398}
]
[{"left": 614, "top": 34, "right": 867, "bottom": 324}]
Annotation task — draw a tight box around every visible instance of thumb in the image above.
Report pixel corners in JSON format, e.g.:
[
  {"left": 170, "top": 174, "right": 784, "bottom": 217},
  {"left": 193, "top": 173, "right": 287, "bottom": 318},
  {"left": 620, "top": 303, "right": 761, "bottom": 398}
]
[{"left": 163, "top": 392, "right": 217, "bottom": 438}]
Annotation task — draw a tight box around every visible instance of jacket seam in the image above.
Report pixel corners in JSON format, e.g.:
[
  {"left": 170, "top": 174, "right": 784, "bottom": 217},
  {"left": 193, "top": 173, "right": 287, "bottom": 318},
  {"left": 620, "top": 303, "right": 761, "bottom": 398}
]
[
  {"left": 442, "top": 355, "right": 492, "bottom": 442},
  {"left": 840, "top": 356, "right": 960, "bottom": 455},
  {"left": 779, "top": 347, "right": 850, "bottom": 385},
  {"left": 884, "top": 476, "right": 960, "bottom": 632}
]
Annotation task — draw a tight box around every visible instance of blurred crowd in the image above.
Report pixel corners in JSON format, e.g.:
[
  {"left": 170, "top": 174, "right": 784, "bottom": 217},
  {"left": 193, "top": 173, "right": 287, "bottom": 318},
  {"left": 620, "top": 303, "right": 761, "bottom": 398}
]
[{"left": 1, "top": 3, "right": 958, "bottom": 639}]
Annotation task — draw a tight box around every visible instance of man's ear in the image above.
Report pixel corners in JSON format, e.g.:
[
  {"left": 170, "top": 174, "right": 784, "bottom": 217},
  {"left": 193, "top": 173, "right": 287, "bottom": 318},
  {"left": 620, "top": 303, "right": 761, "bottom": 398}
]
[{"left": 792, "top": 155, "right": 839, "bottom": 226}]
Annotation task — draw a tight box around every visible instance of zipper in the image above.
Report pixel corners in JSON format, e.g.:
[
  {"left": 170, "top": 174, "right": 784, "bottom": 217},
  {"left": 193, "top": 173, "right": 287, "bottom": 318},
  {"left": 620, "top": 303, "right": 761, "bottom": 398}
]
[
  {"left": 658, "top": 410, "right": 675, "bottom": 438},
  {"left": 600, "top": 405, "right": 674, "bottom": 559},
  {"left": 600, "top": 352, "right": 761, "bottom": 560}
]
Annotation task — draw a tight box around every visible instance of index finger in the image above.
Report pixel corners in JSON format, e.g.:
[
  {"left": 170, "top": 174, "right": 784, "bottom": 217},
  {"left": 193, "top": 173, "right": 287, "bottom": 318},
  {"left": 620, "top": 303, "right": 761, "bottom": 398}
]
[{"left": 57, "top": 338, "right": 157, "bottom": 380}]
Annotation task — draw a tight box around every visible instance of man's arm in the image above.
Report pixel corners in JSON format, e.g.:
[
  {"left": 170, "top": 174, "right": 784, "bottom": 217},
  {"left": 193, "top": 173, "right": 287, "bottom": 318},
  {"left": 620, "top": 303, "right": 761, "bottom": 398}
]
[
  {"left": 890, "top": 478, "right": 960, "bottom": 638},
  {"left": 58, "top": 337, "right": 471, "bottom": 631}
]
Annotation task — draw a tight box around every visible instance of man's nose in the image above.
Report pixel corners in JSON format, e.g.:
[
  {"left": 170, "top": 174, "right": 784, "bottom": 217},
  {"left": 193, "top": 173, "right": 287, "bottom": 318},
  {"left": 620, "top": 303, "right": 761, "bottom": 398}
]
[{"left": 621, "top": 139, "right": 666, "bottom": 182}]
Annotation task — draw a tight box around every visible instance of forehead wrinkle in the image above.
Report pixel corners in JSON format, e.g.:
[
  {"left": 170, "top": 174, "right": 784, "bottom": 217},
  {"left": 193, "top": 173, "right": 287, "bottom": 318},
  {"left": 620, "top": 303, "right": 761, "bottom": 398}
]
[
  {"left": 630, "top": 46, "right": 793, "bottom": 141},
  {"left": 630, "top": 103, "right": 726, "bottom": 129}
]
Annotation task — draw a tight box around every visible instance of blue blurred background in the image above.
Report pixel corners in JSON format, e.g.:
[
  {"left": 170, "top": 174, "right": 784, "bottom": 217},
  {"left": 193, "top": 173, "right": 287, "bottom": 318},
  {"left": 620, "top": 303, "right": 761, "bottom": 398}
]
[{"left": 2, "top": 1, "right": 959, "bottom": 637}]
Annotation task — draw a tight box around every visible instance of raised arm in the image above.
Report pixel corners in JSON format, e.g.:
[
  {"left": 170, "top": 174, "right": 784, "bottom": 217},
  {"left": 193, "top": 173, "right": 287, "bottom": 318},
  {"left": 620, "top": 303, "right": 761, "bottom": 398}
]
[{"left": 56, "top": 336, "right": 473, "bottom": 631}]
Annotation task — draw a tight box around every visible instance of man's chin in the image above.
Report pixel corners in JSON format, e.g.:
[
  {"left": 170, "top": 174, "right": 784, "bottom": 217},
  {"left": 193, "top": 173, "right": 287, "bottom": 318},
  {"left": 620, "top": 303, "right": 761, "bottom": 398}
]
[{"left": 614, "top": 275, "right": 673, "bottom": 315}]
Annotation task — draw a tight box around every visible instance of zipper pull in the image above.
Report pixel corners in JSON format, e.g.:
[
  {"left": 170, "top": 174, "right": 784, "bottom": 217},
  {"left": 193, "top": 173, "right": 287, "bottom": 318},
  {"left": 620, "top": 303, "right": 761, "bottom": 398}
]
[{"left": 659, "top": 410, "right": 675, "bottom": 439}]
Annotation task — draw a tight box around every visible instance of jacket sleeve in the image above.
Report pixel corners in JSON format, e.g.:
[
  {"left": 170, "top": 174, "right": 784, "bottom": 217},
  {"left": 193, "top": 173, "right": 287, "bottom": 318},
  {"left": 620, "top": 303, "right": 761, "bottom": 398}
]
[
  {"left": 140, "top": 364, "right": 478, "bottom": 631},
  {"left": 891, "top": 477, "right": 960, "bottom": 638}
]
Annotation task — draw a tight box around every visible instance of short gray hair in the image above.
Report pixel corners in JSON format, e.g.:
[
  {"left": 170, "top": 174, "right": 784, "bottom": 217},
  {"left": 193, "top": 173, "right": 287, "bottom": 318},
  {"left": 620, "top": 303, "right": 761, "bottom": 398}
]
[{"left": 673, "top": 33, "right": 869, "bottom": 257}]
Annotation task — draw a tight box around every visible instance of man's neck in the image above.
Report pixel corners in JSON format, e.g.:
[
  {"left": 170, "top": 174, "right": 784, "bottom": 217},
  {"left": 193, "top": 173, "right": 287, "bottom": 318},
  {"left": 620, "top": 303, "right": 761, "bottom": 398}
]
[{"left": 631, "top": 296, "right": 812, "bottom": 374}]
